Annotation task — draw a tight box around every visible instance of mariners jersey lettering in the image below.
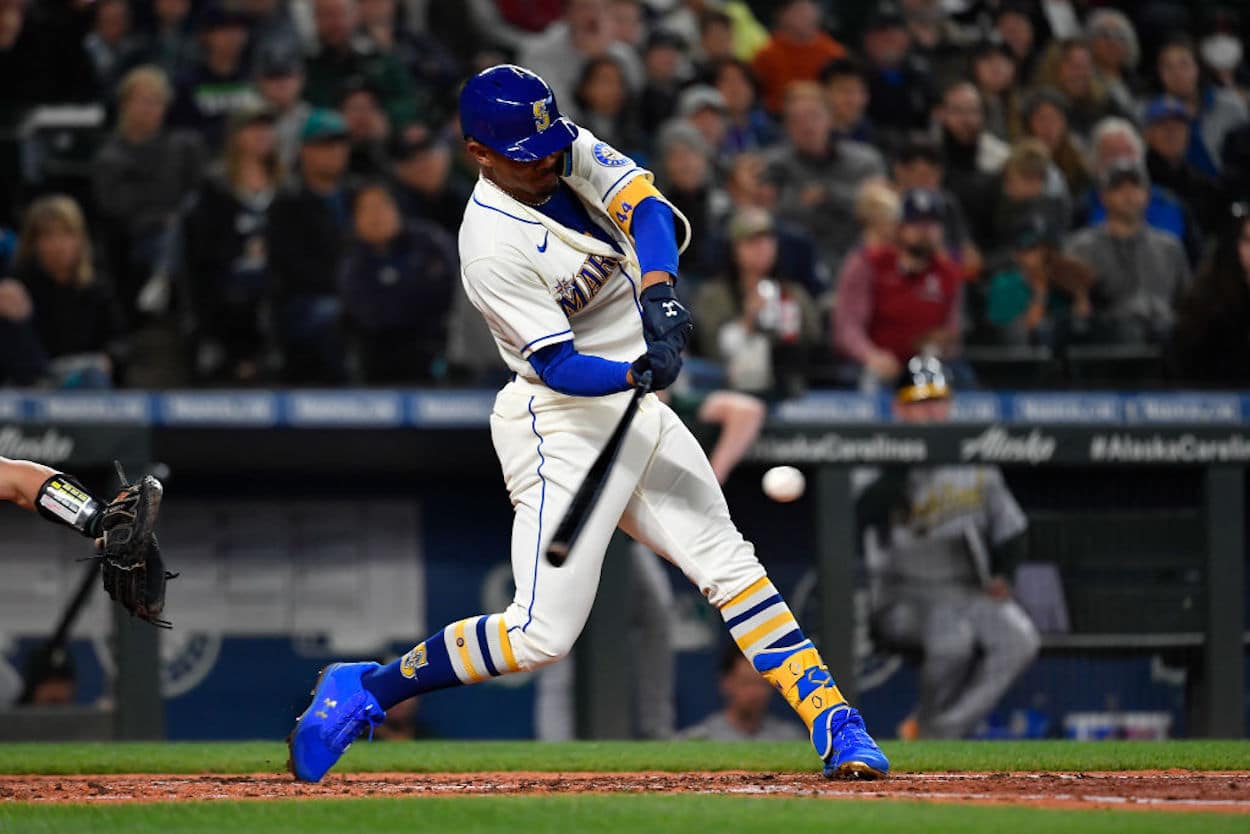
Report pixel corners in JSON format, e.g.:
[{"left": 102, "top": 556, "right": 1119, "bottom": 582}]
[
  {"left": 556, "top": 252, "right": 621, "bottom": 316},
  {"left": 458, "top": 128, "right": 691, "bottom": 384}
]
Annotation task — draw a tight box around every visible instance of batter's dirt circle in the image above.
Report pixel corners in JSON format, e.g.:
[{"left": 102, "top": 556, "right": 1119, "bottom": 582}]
[{"left": 2, "top": 771, "right": 1248, "bottom": 812}]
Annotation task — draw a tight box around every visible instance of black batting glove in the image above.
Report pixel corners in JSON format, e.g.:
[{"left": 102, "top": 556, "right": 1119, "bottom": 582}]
[
  {"left": 639, "top": 281, "right": 693, "bottom": 349},
  {"left": 630, "top": 339, "right": 683, "bottom": 392}
]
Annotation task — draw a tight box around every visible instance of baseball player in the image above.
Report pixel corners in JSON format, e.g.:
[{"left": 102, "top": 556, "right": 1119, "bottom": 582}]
[
  {"left": 288, "top": 64, "right": 888, "bottom": 782},
  {"left": 856, "top": 357, "right": 1040, "bottom": 739},
  {"left": 0, "top": 456, "right": 173, "bottom": 626}
]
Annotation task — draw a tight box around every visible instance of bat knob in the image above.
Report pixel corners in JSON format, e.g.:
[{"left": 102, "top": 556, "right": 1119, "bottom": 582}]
[
  {"left": 546, "top": 542, "right": 570, "bottom": 566},
  {"left": 636, "top": 369, "right": 653, "bottom": 393}
]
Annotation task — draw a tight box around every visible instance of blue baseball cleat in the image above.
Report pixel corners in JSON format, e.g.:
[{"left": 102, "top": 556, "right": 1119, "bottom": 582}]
[
  {"left": 814, "top": 705, "right": 890, "bottom": 780},
  {"left": 287, "top": 662, "right": 384, "bottom": 783}
]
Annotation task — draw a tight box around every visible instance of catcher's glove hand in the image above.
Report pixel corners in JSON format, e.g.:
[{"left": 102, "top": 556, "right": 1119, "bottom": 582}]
[{"left": 99, "top": 462, "right": 177, "bottom": 628}]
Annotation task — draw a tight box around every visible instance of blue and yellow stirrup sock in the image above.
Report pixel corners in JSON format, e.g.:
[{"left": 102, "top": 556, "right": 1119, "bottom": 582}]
[
  {"left": 718, "top": 577, "right": 849, "bottom": 755},
  {"left": 361, "top": 614, "right": 519, "bottom": 709}
]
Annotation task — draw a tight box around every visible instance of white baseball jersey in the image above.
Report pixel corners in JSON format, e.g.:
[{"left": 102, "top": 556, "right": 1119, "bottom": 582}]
[
  {"left": 458, "top": 128, "right": 691, "bottom": 382},
  {"left": 452, "top": 127, "right": 765, "bottom": 676}
]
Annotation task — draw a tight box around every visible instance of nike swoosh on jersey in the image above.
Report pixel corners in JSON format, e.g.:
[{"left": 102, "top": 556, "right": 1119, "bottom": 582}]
[{"left": 537, "top": 231, "right": 549, "bottom": 253}]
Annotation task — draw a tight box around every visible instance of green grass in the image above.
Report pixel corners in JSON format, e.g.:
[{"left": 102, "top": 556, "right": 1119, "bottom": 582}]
[
  {"left": 2, "top": 795, "right": 1248, "bottom": 834},
  {"left": 0, "top": 739, "right": 1247, "bottom": 776}
]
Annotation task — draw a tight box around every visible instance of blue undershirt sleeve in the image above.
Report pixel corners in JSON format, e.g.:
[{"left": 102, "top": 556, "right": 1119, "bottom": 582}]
[
  {"left": 528, "top": 340, "right": 632, "bottom": 396},
  {"left": 631, "top": 197, "right": 679, "bottom": 278}
]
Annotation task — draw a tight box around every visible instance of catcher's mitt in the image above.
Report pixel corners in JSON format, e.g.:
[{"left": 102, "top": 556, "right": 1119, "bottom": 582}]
[{"left": 99, "top": 462, "right": 177, "bottom": 628}]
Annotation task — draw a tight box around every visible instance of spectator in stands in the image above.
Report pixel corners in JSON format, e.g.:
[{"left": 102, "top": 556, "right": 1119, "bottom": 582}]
[
  {"left": 834, "top": 189, "right": 964, "bottom": 390},
  {"left": 1085, "top": 116, "right": 1199, "bottom": 262},
  {"left": 821, "top": 57, "right": 874, "bottom": 145},
  {"left": 892, "top": 136, "right": 977, "bottom": 270},
  {"left": 969, "top": 40, "right": 1019, "bottom": 143},
  {"left": 183, "top": 106, "right": 282, "bottom": 384},
  {"left": 9, "top": 195, "right": 125, "bottom": 388},
  {"left": 1032, "top": 38, "right": 1130, "bottom": 144},
  {"left": 236, "top": 0, "right": 299, "bottom": 49},
  {"left": 1067, "top": 160, "right": 1191, "bottom": 345},
  {"left": 144, "top": 0, "right": 196, "bottom": 78},
  {"left": 356, "top": 0, "right": 460, "bottom": 125},
  {"left": 607, "top": 0, "right": 645, "bottom": 51},
  {"left": 573, "top": 54, "right": 642, "bottom": 155},
  {"left": 985, "top": 212, "right": 1094, "bottom": 347},
  {"left": 720, "top": 151, "right": 820, "bottom": 294},
  {"left": 993, "top": 1, "right": 1041, "bottom": 82},
  {"left": 0, "top": 0, "right": 95, "bottom": 127},
  {"left": 765, "top": 82, "right": 885, "bottom": 280},
  {"left": 678, "top": 644, "right": 805, "bottom": 741},
  {"left": 1019, "top": 88, "right": 1090, "bottom": 202},
  {"left": 656, "top": 0, "right": 769, "bottom": 63},
  {"left": 93, "top": 65, "right": 204, "bottom": 319},
  {"left": 723, "top": 152, "right": 775, "bottom": 213},
  {"left": 697, "top": 9, "right": 735, "bottom": 72},
  {"left": 1222, "top": 115, "right": 1250, "bottom": 189},
  {"left": 254, "top": 41, "right": 309, "bottom": 172},
  {"left": 1197, "top": 10, "right": 1247, "bottom": 93},
  {"left": 1084, "top": 8, "right": 1141, "bottom": 116},
  {"left": 861, "top": 3, "right": 935, "bottom": 147},
  {"left": 858, "top": 357, "right": 1037, "bottom": 740},
  {"left": 0, "top": 271, "right": 46, "bottom": 386},
  {"left": 1170, "top": 206, "right": 1250, "bottom": 386},
  {"left": 854, "top": 180, "right": 901, "bottom": 250},
  {"left": 654, "top": 121, "right": 724, "bottom": 280},
  {"left": 1143, "top": 96, "right": 1224, "bottom": 236},
  {"left": 464, "top": 0, "right": 564, "bottom": 55},
  {"left": 0, "top": 0, "right": 94, "bottom": 223},
  {"left": 339, "top": 182, "right": 457, "bottom": 384},
  {"left": 84, "top": 0, "right": 142, "bottom": 94},
  {"left": 391, "top": 134, "right": 469, "bottom": 238},
  {"left": 674, "top": 85, "right": 729, "bottom": 165},
  {"left": 937, "top": 81, "right": 1008, "bottom": 249},
  {"left": 711, "top": 58, "right": 777, "bottom": 155},
  {"left": 750, "top": 0, "right": 844, "bottom": 116},
  {"left": 694, "top": 207, "right": 819, "bottom": 398},
  {"left": 338, "top": 79, "right": 390, "bottom": 178},
  {"left": 517, "top": 0, "right": 643, "bottom": 118},
  {"left": 266, "top": 108, "right": 352, "bottom": 383},
  {"left": 638, "top": 30, "right": 692, "bottom": 130},
  {"left": 305, "top": 0, "right": 420, "bottom": 130},
  {"left": 900, "top": 0, "right": 967, "bottom": 88},
  {"left": 169, "top": 4, "right": 258, "bottom": 149},
  {"left": 1155, "top": 35, "right": 1248, "bottom": 177},
  {"left": 989, "top": 138, "right": 1072, "bottom": 261}
]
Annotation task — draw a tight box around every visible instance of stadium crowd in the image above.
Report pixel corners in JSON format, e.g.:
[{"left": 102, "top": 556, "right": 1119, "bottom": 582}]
[{"left": 0, "top": 0, "right": 1248, "bottom": 393}]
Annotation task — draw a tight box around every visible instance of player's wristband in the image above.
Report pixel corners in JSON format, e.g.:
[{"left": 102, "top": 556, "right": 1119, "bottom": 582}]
[{"left": 35, "top": 473, "right": 103, "bottom": 538}]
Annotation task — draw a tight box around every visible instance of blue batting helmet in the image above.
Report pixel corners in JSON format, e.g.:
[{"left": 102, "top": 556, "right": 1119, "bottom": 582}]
[{"left": 459, "top": 64, "right": 578, "bottom": 162}]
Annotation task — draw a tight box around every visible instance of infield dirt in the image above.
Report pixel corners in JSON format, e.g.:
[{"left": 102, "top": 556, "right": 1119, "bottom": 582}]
[{"left": 2, "top": 771, "right": 1248, "bottom": 813}]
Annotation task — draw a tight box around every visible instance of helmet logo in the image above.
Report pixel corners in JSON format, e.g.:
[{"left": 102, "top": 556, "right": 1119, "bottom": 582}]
[{"left": 533, "top": 100, "right": 551, "bottom": 132}]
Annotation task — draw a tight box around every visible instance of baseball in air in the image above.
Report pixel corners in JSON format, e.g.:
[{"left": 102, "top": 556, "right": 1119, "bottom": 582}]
[{"left": 762, "top": 466, "right": 805, "bottom": 502}]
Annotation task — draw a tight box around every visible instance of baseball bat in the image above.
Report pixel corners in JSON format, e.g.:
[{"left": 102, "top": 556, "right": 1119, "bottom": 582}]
[{"left": 545, "top": 372, "right": 651, "bottom": 567}]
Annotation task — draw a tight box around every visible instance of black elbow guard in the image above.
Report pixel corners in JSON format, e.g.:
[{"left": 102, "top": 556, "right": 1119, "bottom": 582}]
[{"left": 35, "top": 473, "right": 103, "bottom": 538}]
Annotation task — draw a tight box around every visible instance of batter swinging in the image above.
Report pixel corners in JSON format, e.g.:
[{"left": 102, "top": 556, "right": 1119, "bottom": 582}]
[{"left": 288, "top": 65, "right": 888, "bottom": 782}]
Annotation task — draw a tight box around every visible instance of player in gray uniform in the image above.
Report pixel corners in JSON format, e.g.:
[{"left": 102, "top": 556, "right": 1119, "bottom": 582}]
[{"left": 856, "top": 357, "right": 1040, "bottom": 739}]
